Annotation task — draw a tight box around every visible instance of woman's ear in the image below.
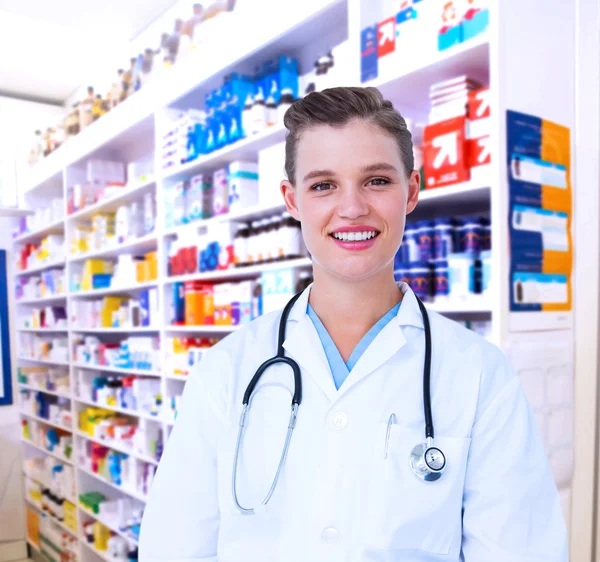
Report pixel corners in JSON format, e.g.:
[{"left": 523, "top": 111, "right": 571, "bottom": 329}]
[
  {"left": 406, "top": 170, "right": 421, "bottom": 215},
  {"left": 280, "top": 180, "right": 301, "bottom": 221}
]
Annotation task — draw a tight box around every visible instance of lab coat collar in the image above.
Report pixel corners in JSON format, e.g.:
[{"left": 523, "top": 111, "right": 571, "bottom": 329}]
[
  {"left": 282, "top": 284, "right": 338, "bottom": 401},
  {"left": 281, "top": 282, "right": 425, "bottom": 404}
]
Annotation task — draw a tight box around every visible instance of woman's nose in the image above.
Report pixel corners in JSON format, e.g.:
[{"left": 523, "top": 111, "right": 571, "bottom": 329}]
[{"left": 337, "top": 187, "right": 369, "bottom": 219}]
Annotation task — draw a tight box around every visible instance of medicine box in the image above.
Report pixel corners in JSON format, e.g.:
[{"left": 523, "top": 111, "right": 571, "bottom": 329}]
[{"left": 228, "top": 161, "right": 259, "bottom": 212}]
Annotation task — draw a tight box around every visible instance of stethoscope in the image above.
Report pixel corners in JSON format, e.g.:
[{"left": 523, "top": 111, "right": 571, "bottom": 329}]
[{"left": 231, "top": 291, "right": 446, "bottom": 515}]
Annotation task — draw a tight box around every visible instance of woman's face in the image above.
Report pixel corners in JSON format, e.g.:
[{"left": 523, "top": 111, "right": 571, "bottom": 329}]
[{"left": 281, "top": 119, "right": 420, "bottom": 283}]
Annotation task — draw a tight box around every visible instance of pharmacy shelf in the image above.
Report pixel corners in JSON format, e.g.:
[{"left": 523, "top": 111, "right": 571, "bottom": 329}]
[
  {"left": 25, "top": 498, "right": 78, "bottom": 538},
  {"left": 165, "top": 325, "right": 239, "bottom": 334},
  {"left": 427, "top": 298, "right": 492, "bottom": 315},
  {"left": 71, "top": 326, "right": 159, "bottom": 334},
  {"left": 0, "top": 207, "right": 33, "bottom": 217},
  {"left": 75, "top": 430, "right": 160, "bottom": 467},
  {"left": 18, "top": 357, "right": 70, "bottom": 367},
  {"left": 25, "top": 474, "right": 77, "bottom": 504},
  {"left": 417, "top": 170, "right": 491, "bottom": 208},
  {"left": 21, "top": 411, "right": 73, "bottom": 433},
  {"left": 18, "top": 383, "right": 71, "bottom": 400},
  {"left": 16, "top": 294, "right": 67, "bottom": 306},
  {"left": 81, "top": 540, "right": 113, "bottom": 562},
  {"left": 18, "top": 327, "right": 68, "bottom": 333},
  {"left": 66, "top": 178, "right": 156, "bottom": 222},
  {"left": 68, "top": 233, "right": 157, "bottom": 263},
  {"left": 15, "top": 259, "right": 65, "bottom": 277},
  {"left": 163, "top": 201, "right": 286, "bottom": 237},
  {"left": 71, "top": 363, "right": 160, "bottom": 377},
  {"left": 166, "top": 257, "right": 313, "bottom": 284},
  {"left": 79, "top": 505, "right": 139, "bottom": 545},
  {"left": 13, "top": 217, "right": 65, "bottom": 244},
  {"left": 369, "top": 33, "right": 490, "bottom": 123},
  {"left": 79, "top": 466, "right": 148, "bottom": 503},
  {"left": 75, "top": 396, "right": 164, "bottom": 423},
  {"left": 26, "top": 538, "right": 42, "bottom": 556},
  {"left": 69, "top": 280, "right": 157, "bottom": 298},
  {"left": 165, "top": 373, "right": 189, "bottom": 381},
  {"left": 22, "top": 439, "right": 74, "bottom": 465},
  {"left": 164, "top": 124, "right": 287, "bottom": 181}
]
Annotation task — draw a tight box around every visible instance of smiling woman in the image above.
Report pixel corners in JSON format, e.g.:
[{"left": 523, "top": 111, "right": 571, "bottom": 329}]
[{"left": 139, "top": 87, "right": 567, "bottom": 562}]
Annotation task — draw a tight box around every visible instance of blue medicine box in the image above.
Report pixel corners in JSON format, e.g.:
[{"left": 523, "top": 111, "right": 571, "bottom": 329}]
[{"left": 463, "top": 9, "right": 489, "bottom": 41}]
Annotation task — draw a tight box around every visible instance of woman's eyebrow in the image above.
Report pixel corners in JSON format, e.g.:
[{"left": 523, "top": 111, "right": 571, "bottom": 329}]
[
  {"left": 360, "top": 162, "right": 398, "bottom": 174},
  {"left": 303, "top": 169, "right": 335, "bottom": 181}
]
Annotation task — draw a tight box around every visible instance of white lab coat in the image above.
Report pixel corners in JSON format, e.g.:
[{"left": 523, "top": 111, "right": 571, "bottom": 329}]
[{"left": 140, "top": 283, "right": 567, "bottom": 562}]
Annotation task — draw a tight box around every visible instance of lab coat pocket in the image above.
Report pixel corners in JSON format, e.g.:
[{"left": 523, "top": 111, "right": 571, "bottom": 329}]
[{"left": 363, "top": 424, "right": 470, "bottom": 555}]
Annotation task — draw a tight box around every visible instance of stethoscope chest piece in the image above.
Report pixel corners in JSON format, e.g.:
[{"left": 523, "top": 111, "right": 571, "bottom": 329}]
[{"left": 409, "top": 441, "right": 446, "bottom": 482}]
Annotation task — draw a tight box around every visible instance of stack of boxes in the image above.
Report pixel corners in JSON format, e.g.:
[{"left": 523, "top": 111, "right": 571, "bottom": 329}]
[
  {"left": 423, "top": 77, "right": 490, "bottom": 189},
  {"left": 70, "top": 289, "right": 158, "bottom": 329},
  {"left": 17, "top": 235, "right": 65, "bottom": 272},
  {"left": 164, "top": 160, "right": 259, "bottom": 229}
]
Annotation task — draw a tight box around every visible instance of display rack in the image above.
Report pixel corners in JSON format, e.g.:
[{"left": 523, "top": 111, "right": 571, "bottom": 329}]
[{"left": 12, "top": 1, "right": 584, "bottom": 560}]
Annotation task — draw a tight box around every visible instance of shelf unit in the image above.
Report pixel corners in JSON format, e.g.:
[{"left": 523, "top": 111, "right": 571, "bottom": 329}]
[{"left": 13, "top": 1, "right": 585, "bottom": 559}]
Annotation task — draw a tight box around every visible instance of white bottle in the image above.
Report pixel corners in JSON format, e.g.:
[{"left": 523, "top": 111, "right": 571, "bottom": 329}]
[
  {"left": 266, "top": 87, "right": 277, "bottom": 127},
  {"left": 242, "top": 93, "right": 254, "bottom": 137},
  {"left": 251, "top": 88, "right": 267, "bottom": 135}
]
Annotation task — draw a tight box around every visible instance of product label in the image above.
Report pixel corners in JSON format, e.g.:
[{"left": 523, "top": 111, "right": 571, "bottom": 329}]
[
  {"left": 511, "top": 205, "right": 568, "bottom": 252},
  {"left": 512, "top": 272, "right": 568, "bottom": 307}
]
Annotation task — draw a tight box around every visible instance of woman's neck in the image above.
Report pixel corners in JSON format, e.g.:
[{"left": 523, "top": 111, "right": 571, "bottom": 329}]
[{"left": 307, "top": 265, "right": 402, "bottom": 361}]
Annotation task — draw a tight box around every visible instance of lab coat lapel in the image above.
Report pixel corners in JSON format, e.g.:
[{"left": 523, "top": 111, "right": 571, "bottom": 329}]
[
  {"left": 337, "top": 284, "right": 425, "bottom": 396},
  {"left": 282, "top": 286, "right": 338, "bottom": 402}
]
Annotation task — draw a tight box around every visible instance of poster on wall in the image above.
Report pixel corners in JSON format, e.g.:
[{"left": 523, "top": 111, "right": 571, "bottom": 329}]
[
  {"left": 0, "top": 250, "right": 12, "bottom": 406},
  {"left": 506, "top": 110, "right": 573, "bottom": 332}
]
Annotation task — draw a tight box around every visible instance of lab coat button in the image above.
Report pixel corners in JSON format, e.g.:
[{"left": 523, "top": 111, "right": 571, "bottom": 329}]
[
  {"left": 321, "top": 526, "right": 340, "bottom": 544},
  {"left": 331, "top": 412, "right": 347, "bottom": 430}
]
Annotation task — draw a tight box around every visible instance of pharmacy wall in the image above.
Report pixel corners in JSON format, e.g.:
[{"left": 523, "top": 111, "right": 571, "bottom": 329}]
[{"left": 5, "top": 1, "right": 599, "bottom": 561}]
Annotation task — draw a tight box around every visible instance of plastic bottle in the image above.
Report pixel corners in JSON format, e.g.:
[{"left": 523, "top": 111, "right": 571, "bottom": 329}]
[
  {"left": 255, "top": 219, "right": 269, "bottom": 263},
  {"left": 277, "top": 88, "right": 294, "bottom": 125},
  {"left": 242, "top": 93, "right": 254, "bottom": 137},
  {"left": 251, "top": 89, "right": 267, "bottom": 135},
  {"left": 234, "top": 224, "right": 249, "bottom": 267},
  {"left": 266, "top": 90, "right": 277, "bottom": 127},
  {"left": 247, "top": 221, "right": 259, "bottom": 264}
]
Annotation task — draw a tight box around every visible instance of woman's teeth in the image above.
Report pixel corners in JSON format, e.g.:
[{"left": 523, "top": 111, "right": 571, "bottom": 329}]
[{"left": 331, "top": 231, "right": 378, "bottom": 242}]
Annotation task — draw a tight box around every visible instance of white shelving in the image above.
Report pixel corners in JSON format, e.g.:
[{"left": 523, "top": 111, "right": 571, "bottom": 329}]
[
  {"left": 20, "top": 411, "right": 73, "bottom": 433},
  {"left": 79, "top": 506, "right": 139, "bottom": 545},
  {"left": 15, "top": 259, "right": 65, "bottom": 277},
  {"left": 166, "top": 257, "right": 313, "bottom": 284},
  {"left": 163, "top": 124, "right": 287, "bottom": 181},
  {"left": 68, "top": 233, "right": 157, "bottom": 263},
  {"left": 13, "top": 217, "right": 65, "bottom": 244},
  {"left": 74, "top": 396, "right": 164, "bottom": 423},
  {"left": 22, "top": 439, "right": 74, "bottom": 465},
  {"left": 18, "top": 383, "right": 71, "bottom": 400},
  {"left": 71, "top": 326, "right": 159, "bottom": 334},
  {"left": 17, "top": 357, "right": 70, "bottom": 367},
  {"left": 66, "top": 178, "right": 156, "bottom": 222},
  {"left": 16, "top": 294, "right": 67, "bottom": 306},
  {"left": 79, "top": 466, "right": 148, "bottom": 503},
  {"left": 70, "top": 280, "right": 158, "bottom": 298},
  {"left": 165, "top": 325, "right": 239, "bottom": 334},
  {"left": 18, "top": 327, "right": 68, "bottom": 333},
  {"left": 75, "top": 430, "right": 160, "bottom": 466},
  {"left": 71, "top": 363, "right": 161, "bottom": 377}
]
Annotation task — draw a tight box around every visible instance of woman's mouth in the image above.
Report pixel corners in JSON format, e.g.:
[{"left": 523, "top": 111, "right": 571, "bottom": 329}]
[{"left": 329, "top": 228, "right": 381, "bottom": 250}]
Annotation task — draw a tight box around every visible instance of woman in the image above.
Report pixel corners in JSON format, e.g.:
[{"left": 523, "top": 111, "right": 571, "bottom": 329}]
[{"left": 140, "top": 87, "right": 567, "bottom": 561}]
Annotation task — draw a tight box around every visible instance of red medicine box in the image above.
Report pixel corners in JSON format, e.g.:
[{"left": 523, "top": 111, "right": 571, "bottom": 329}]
[{"left": 423, "top": 115, "right": 470, "bottom": 188}]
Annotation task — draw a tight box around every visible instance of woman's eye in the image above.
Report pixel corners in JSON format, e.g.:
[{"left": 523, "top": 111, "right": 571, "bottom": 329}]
[
  {"left": 311, "top": 182, "right": 334, "bottom": 192},
  {"left": 368, "top": 177, "right": 390, "bottom": 187}
]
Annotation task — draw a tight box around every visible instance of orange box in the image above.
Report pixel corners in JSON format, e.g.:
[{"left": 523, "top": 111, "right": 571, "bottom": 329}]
[
  {"left": 146, "top": 252, "right": 158, "bottom": 281},
  {"left": 185, "top": 281, "right": 204, "bottom": 326},
  {"left": 423, "top": 116, "right": 470, "bottom": 189},
  {"left": 136, "top": 260, "right": 149, "bottom": 283}
]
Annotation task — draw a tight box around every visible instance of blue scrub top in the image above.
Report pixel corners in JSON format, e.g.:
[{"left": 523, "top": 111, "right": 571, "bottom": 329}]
[{"left": 307, "top": 301, "right": 401, "bottom": 390}]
